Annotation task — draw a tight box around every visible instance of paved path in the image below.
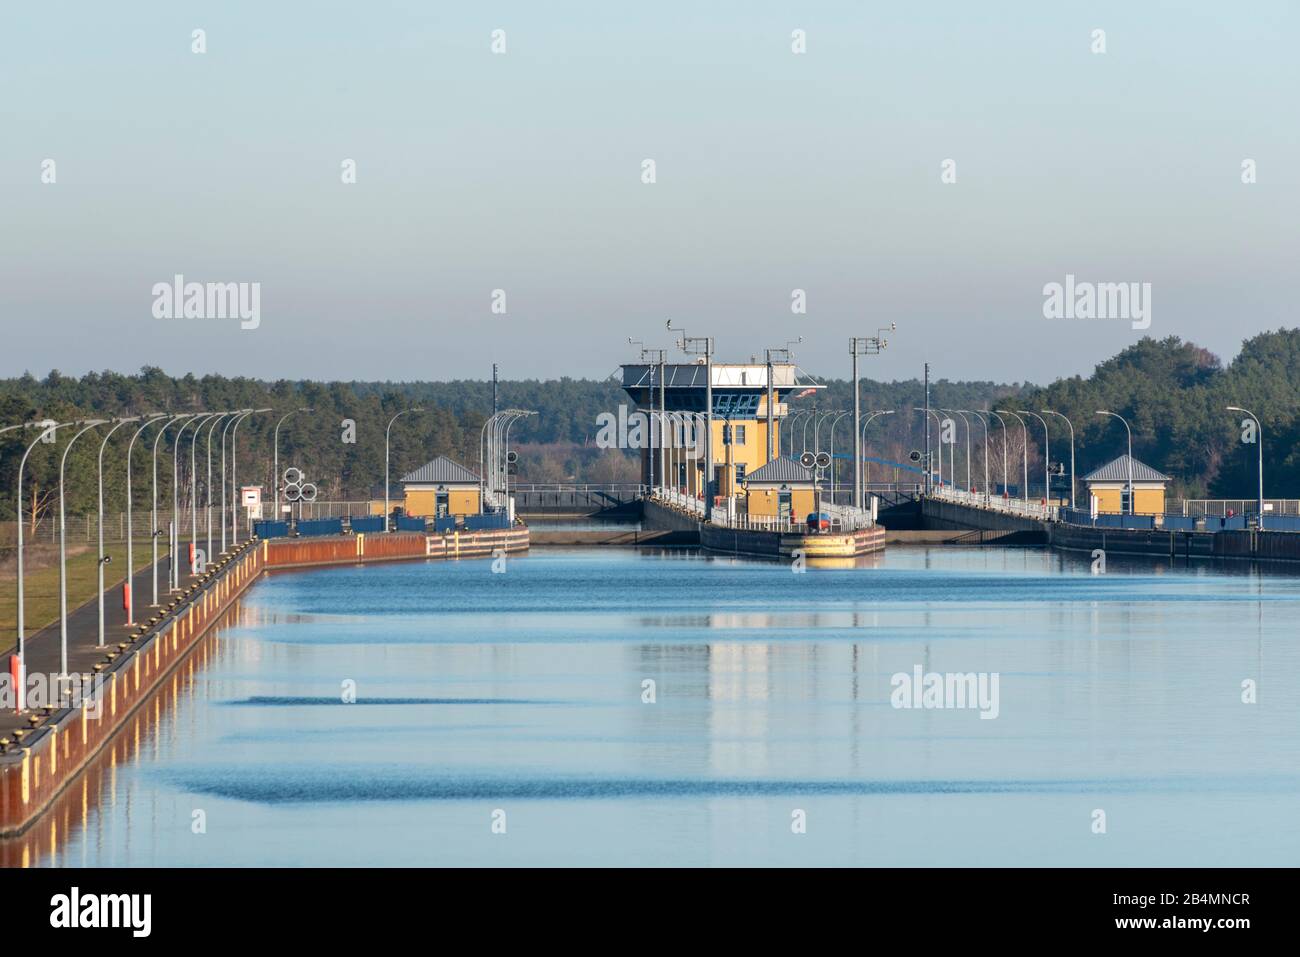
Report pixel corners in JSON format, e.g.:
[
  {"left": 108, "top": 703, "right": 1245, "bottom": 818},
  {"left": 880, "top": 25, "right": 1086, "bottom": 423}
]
[{"left": 0, "top": 538, "right": 246, "bottom": 737}]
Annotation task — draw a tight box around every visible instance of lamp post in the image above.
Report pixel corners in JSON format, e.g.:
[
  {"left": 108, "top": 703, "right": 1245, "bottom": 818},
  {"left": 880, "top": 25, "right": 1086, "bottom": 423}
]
[
  {"left": 152, "top": 414, "right": 196, "bottom": 607},
  {"left": 122, "top": 414, "right": 165, "bottom": 626},
  {"left": 1042, "top": 410, "right": 1076, "bottom": 509},
  {"left": 669, "top": 322, "right": 714, "bottom": 505},
  {"left": 173, "top": 413, "right": 213, "bottom": 590},
  {"left": 385, "top": 408, "right": 424, "bottom": 530},
  {"left": 945, "top": 410, "right": 972, "bottom": 491},
  {"left": 202, "top": 413, "right": 231, "bottom": 563},
  {"left": 1024, "top": 410, "right": 1051, "bottom": 505},
  {"left": 850, "top": 327, "right": 893, "bottom": 508},
  {"left": 230, "top": 408, "right": 272, "bottom": 544},
  {"left": 785, "top": 409, "right": 809, "bottom": 456},
  {"left": 920, "top": 409, "right": 944, "bottom": 487},
  {"left": 859, "top": 409, "right": 895, "bottom": 491},
  {"left": 987, "top": 410, "right": 1009, "bottom": 498},
  {"left": 1227, "top": 406, "right": 1264, "bottom": 529},
  {"left": 273, "top": 408, "right": 313, "bottom": 518},
  {"left": 58, "top": 419, "right": 109, "bottom": 678},
  {"left": 1096, "top": 410, "right": 1134, "bottom": 515},
  {"left": 15, "top": 421, "right": 78, "bottom": 690},
  {"left": 827, "top": 411, "right": 852, "bottom": 503},
  {"left": 961, "top": 410, "right": 991, "bottom": 501},
  {"left": 996, "top": 410, "right": 1030, "bottom": 502},
  {"left": 218, "top": 410, "right": 250, "bottom": 554},
  {"left": 96, "top": 417, "right": 138, "bottom": 647}
]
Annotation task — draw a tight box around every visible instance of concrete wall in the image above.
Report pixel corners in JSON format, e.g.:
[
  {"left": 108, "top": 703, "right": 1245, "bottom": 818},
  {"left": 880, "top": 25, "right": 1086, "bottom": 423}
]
[
  {"left": 641, "top": 499, "right": 703, "bottom": 539},
  {"left": 920, "top": 497, "right": 1049, "bottom": 537}
]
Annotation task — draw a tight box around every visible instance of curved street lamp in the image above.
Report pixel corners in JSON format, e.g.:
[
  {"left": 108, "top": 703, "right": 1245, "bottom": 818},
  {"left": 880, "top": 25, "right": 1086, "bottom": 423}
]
[
  {"left": 1096, "top": 410, "right": 1134, "bottom": 515},
  {"left": 944, "top": 410, "right": 972, "bottom": 492},
  {"left": 152, "top": 413, "right": 197, "bottom": 606},
  {"left": 995, "top": 410, "right": 1030, "bottom": 502},
  {"left": 827, "top": 411, "right": 852, "bottom": 503},
  {"left": 201, "top": 413, "right": 232, "bottom": 562},
  {"left": 987, "top": 410, "right": 1010, "bottom": 498},
  {"left": 96, "top": 417, "right": 139, "bottom": 647},
  {"left": 58, "top": 419, "right": 109, "bottom": 677},
  {"left": 122, "top": 414, "right": 167, "bottom": 626},
  {"left": 274, "top": 408, "right": 314, "bottom": 517},
  {"left": 14, "top": 420, "right": 78, "bottom": 688},
  {"left": 173, "top": 413, "right": 215, "bottom": 590},
  {"left": 387, "top": 408, "right": 425, "bottom": 529},
  {"left": 858, "top": 409, "right": 895, "bottom": 495},
  {"left": 960, "top": 410, "right": 991, "bottom": 501},
  {"left": 1023, "top": 410, "right": 1051, "bottom": 505},
  {"left": 1042, "top": 410, "right": 1076, "bottom": 509},
  {"left": 1227, "top": 406, "right": 1263, "bottom": 528},
  {"left": 229, "top": 408, "right": 272, "bottom": 544}
]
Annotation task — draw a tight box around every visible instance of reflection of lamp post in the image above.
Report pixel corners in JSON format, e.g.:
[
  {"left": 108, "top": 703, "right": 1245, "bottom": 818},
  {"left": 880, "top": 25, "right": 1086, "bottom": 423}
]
[
  {"left": 1227, "top": 406, "right": 1263, "bottom": 529},
  {"left": 1042, "top": 410, "right": 1076, "bottom": 508},
  {"left": 1096, "top": 410, "right": 1134, "bottom": 514}
]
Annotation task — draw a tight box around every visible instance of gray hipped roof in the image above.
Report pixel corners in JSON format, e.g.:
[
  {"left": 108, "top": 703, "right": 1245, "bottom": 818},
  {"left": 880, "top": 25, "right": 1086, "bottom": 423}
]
[
  {"left": 1081, "top": 454, "right": 1170, "bottom": 484},
  {"left": 400, "top": 455, "right": 481, "bottom": 485},
  {"left": 744, "top": 456, "right": 816, "bottom": 485}
]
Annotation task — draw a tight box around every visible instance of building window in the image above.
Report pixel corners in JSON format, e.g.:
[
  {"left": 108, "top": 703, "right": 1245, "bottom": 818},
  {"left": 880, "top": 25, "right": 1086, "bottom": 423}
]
[
  {"left": 733, "top": 424, "right": 747, "bottom": 445},
  {"left": 735, "top": 463, "right": 746, "bottom": 485}
]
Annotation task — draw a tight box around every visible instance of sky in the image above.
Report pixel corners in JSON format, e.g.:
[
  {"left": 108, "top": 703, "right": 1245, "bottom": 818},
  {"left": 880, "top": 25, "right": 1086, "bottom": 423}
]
[{"left": 2, "top": 1, "right": 1296, "bottom": 385}]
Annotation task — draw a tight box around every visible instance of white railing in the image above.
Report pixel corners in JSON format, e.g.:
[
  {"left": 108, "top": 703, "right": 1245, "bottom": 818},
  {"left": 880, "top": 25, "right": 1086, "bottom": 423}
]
[
  {"left": 930, "top": 485, "right": 1059, "bottom": 521},
  {"left": 1173, "top": 498, "right": 1300, "bottom": 518},
  {"left": 652, "top": 487, "right": 706, "bottom": 517}
]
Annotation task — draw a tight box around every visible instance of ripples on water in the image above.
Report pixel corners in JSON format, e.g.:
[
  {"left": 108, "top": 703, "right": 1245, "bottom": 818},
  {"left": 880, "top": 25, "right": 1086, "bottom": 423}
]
[{"left": 30, "top": 546, "right": 1300, "bottom": 867}]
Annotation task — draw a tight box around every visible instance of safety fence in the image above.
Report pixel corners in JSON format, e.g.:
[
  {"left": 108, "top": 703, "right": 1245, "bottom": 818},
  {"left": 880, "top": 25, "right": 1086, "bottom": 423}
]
[{"left": 930, "top": 485, "right": 1060, "bottom": 521}]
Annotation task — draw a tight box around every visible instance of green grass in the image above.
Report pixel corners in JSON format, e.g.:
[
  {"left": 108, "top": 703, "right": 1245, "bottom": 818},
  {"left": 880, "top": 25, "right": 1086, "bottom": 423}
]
[{"left": 0, "top": 539, "right": 157, "bottom": 648}]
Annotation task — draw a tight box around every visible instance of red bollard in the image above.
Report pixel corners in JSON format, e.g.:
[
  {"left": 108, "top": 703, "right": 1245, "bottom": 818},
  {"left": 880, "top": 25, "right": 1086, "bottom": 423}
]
[
  {"left": 123, "top": 581, "right": 131, "bottom": 611},
  {"left": 9, "top": 655, "right": 23, "bottom": 713}
]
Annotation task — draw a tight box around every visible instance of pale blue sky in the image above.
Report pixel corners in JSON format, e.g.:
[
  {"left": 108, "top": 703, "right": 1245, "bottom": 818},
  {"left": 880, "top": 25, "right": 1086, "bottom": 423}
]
[{"left": 2, "top": 1, "right": 1295, "bottom": 383}]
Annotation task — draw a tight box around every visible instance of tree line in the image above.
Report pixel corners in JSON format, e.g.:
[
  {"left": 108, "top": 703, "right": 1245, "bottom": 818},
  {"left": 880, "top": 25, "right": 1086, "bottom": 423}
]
[{"left": 1, "top": 329, "right": 1296, "bottom": 523}]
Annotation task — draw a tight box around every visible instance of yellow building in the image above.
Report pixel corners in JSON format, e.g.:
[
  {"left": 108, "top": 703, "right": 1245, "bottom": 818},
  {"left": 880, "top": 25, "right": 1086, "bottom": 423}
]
[
  {"left": 398, "top": 456, "right": 483, "bottom": 517},
  {"left": 1082, "top": 454, "right": 1170, "bottom": 515},
  {"left": 741, "top": 456, "right": 819, "bottom": 523},
  {"left": 619, "top": 360, "right": 823, "bottom": 503}
]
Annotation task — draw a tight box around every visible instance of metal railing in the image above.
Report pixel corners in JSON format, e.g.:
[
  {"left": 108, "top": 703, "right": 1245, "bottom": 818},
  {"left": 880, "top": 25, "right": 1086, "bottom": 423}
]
[
  {"left": 1172, "top": 499, "right": 1300, "bottom": 518},
  {"left": 930, "top": 485, "right": 1059, "bottom": 521},
  {"left": 651, "top": 487, "right": 706, "bottom": 517}
]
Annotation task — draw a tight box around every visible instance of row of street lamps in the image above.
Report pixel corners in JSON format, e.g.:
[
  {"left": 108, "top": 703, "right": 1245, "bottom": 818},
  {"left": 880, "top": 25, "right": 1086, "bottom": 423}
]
[
  {"left": 1, "top": 407, "right": 297, "bottom": 685},
  {"left": 914, "top": 405, "right": 1265, "bottom": 523}
]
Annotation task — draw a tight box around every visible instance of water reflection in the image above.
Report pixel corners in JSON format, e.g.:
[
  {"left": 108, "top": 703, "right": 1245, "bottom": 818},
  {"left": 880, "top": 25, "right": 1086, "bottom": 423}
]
[{"left": 11, "top": 545, "right": 1300, "bottom": 867}]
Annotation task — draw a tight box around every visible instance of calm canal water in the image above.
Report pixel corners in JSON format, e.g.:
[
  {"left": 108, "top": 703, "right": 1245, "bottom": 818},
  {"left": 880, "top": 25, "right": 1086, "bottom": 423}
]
[{"left": 36, "top": 546, "right": 1300, "bottom": 867}]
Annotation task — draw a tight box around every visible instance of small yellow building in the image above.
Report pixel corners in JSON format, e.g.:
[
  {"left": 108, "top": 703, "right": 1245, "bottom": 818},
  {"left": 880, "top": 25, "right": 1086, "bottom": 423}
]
[
  {"left": 399, "top": 456, "right": 482, "bottom": 518},
  {"left": 1082, "top": 454, "right": 1170, "bottom": 515},
  {"left": 742, "top": 456, "right": 819, "bottom": 523}
]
